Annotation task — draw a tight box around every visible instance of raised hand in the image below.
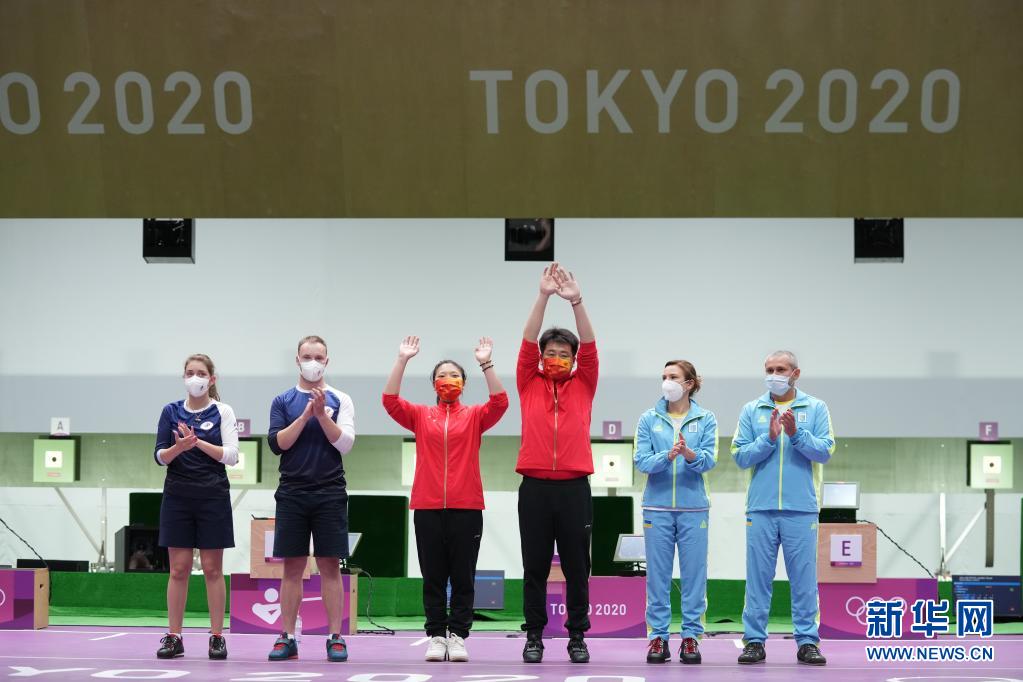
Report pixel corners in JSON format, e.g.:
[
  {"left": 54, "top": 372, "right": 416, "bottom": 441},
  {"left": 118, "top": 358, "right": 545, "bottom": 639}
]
[
  {"left": 398, "top": 336, "right": 420, "bottom": 361},
  {"left": 780, "top": 409, "right": 797, "bottom": 437},
  {"left": 539, "top": 263, "right": 561, "bottom": 296},
  {"left": 769, "top": 409, "right": 782, "bottom": 441},
  {"left": 553, "top": 267, "right": 581, "bottom": 301},
  {"left": 475, "top": 336, "right": 494, "bottom": 364}
]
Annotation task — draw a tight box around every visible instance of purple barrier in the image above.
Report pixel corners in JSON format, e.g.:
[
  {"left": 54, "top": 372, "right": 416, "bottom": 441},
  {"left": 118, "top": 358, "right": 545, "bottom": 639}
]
[
  {"left": 0, "top": 569, "right": 48, "bottom": 630},
  {"left": 544, "top": 576, "right": 646, "bottom": 638},
  {"left": 820, "top": 578, "right": 939, "bottom": 639},
  {"left": 229, "top": 573, "right": 357, "bottom": 635}
]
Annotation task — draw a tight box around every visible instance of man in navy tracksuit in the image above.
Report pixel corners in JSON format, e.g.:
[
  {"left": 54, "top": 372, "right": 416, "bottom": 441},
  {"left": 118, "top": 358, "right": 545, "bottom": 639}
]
[{"left": 266, "top": 335, "right": 356, "bottom": 663}]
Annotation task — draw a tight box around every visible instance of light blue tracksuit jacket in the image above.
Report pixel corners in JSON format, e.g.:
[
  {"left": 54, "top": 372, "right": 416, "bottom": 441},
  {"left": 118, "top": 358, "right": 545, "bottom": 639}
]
[
  {"left": 731, "top": 388, "right": 835, "bottom": 646},
  {"left": 634, "top": 398, "right": 718, "bottom": 641}
]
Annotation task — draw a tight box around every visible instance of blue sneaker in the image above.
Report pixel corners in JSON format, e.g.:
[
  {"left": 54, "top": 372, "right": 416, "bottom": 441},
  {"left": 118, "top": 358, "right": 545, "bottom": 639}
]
[
  {"left": 268, "top": 633, "right": 298, "bottom": 661},
  {"left": 326, "top": 634, "right": 349, "bottom": 662}
]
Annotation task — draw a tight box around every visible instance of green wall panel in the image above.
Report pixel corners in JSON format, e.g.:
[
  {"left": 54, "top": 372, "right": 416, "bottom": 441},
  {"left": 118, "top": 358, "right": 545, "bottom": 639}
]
[{"left": 1, "top": 434, "right": 1019, "bottom": 493}]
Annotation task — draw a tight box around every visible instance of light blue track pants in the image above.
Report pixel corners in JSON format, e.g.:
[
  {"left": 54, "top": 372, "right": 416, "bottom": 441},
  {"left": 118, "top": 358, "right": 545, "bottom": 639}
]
[
  {"left": 742, "top": 510, "right": 820, "bottom": 646},
  {"left": 643, "top": 509, "right": 709, "bottom": 640}
]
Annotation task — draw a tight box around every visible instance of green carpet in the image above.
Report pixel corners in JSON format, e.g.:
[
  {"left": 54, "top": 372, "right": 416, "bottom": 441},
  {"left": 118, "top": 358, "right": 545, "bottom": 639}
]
[
  {"left": 47, "top": 573, "right": 774, "bottom": 620},
  {"left": 44, "top": 572, "right": 1023, "bottom": 634}
]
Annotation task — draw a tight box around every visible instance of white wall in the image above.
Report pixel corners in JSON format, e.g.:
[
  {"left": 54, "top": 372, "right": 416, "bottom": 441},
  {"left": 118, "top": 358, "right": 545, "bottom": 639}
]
[
  {"left": 1, "top": 486, "right": 1017, "bottom": 581},
  {"left": 1, "top": 218, "right": 1021, "bottom": 437}
]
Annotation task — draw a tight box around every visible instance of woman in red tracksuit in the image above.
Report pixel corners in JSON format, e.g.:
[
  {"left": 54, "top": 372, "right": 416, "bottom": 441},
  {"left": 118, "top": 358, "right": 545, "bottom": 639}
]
[{"left": 383, "top": 335, "right": 508, "bottom": 663}]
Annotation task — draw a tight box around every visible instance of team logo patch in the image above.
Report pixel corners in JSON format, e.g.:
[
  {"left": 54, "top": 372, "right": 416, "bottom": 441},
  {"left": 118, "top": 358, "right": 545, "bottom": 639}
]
[
  {"left": 325, "top": 407, "right": 335, "bottom": 418},
  {"left": 798, "top": 411, "right": 808, "bottom": 422},
  {"left": 688, "top": 422, "right": 699, "bottom": 432},
  {"left": 643, "top": 521, "right": 652, "bottom": 529},
  {"left": 746, "top": 517, "right": 753, "bottom": 527},
  {"left": 653, "top": 423, "right": 663, "bottom": 432},
  {"left": 199, "top": 421, "right": 214, "bottom": 431},
  {"left": 758, "top": 415, "right": 767, "bottom": 423},
  {"left": 699, "top": 520, "right": 708, "bottom": 529}
]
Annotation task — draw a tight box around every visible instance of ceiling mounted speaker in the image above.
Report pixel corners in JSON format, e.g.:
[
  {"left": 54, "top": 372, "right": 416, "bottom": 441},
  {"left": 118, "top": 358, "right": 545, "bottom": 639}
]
[
  {"left": 505, "top": 218, "right": 554, "bottom": 261},
  {"left": 143, "top": 219, "right": 195, "bottom": 263},
  {"left": 854, "top": 218, "right": 903, "bottom": 263}
]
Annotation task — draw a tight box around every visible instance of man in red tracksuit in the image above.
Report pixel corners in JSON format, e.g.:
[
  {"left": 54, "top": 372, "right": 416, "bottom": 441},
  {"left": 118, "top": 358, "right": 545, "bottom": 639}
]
[{"left": 516, "top": 263, "right": 598, "bottom": 664}]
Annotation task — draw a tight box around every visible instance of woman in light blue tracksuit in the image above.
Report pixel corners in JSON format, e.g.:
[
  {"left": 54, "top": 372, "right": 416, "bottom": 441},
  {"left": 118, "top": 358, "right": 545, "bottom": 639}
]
[{"left": 633, "top": 360, "right": 718, "bottom": 665}]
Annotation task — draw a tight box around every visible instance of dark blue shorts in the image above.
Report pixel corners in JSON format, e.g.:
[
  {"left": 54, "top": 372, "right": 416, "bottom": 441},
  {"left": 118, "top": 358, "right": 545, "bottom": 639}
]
[
  {"left": 273, "top": 490, "right": 349, "bottom": 558},
  {"left": 158, "top": 492, "right": 235, "bottom": 549}
]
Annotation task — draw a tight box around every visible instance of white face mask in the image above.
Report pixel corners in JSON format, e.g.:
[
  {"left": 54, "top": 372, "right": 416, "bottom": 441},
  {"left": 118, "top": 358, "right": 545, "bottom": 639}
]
[
  {"left": 662, "top": 379, "right": 686, "bottom": 403},
  {"left": 300, "top": 359, "right": 326, "bottom": 383},
  {"left": 765, "top": 374, "right": 792, "bottom": 396},
  {"left": 184, "top": 375, "right": 209, "bottom": 398}
]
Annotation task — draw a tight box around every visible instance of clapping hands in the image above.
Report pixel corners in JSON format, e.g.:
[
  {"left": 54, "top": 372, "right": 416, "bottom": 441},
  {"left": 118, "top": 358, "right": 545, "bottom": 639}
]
[{"left": 172, "top": 422, "right": 198, "bottom": 452}]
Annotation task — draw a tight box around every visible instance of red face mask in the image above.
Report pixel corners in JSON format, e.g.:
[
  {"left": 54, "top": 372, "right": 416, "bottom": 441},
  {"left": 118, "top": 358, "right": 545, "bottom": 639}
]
[
  {"left": 434, "top": 377, "right": 464, "bottom": 402},
  {"left": 542, "top": 356, "right": 573, "bottom": 380}
]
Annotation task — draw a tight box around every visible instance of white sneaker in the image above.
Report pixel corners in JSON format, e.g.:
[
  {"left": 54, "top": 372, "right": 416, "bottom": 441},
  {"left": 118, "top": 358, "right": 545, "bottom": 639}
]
[
  {"left": 425, "top": 636, "right": 448, "bottom": 662},
  {"left": 447, "top": 633, "right": 468, "bottom": 662}
]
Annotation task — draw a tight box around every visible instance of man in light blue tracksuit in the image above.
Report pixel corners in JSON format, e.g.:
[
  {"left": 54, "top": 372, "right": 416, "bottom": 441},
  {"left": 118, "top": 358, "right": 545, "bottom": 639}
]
[
  {"left": 633, "top": 360, "right": 718, "bottom": 664},
  {"left": 732, "top": 350, "right": 834, "bottom": 667}
]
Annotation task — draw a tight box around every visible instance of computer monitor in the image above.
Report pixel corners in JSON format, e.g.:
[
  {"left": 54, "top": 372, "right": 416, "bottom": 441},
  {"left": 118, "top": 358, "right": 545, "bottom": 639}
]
[
  {"left": 952, "top": 575, "right": 1022, "bottom": 619},
  {"left": 613, "top": 534, "right": 646, "bottom": 563},
  {"left": 821, "top": 481, "right": 860, "bottom": 509}
]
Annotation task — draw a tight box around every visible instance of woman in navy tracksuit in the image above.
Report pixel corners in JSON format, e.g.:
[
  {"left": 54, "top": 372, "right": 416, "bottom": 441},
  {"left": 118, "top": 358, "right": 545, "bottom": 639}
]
[{"left": 153, "top": 353, "right": 239, "bottom": 661}]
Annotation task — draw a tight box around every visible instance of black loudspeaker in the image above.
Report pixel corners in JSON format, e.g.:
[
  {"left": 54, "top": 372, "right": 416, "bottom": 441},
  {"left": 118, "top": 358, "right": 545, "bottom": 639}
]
[
  {"left": 592, "top": 496, "right": 634, "bottom": 576},
  {"left": 854, "top": 218, "right": 904, "bottom": 262},
  {"left": 143, "top": 219, "right": 195, "bottom": 263},
  {"left": 17, "top": 559, "right": 89, "bottom": 572},
  {"left": 347, "top": 495, "right": 409, "bottom": 577},
  {"left": 129, "top": 492, "right": 163, "bottom": 527},
  {"left": 505, "top": 218, "right": 554, "bottom": 261},
  {"left": 114, "top": 525, "right": 169, "bottom": 573}
]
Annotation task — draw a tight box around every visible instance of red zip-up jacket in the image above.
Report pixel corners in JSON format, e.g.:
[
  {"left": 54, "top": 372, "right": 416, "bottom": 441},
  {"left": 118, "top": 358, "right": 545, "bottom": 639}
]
[
  {"left": 516, "top": 338, "right": 598, "bottom": 479},
  {"left": 382, "top": 391, "right": 509, "bottom": 509}
]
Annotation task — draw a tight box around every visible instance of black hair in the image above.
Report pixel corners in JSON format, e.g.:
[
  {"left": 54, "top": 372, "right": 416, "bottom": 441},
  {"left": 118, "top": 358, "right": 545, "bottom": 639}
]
[
  {"left": 431, "top": 359, "right": 466, "bottom": 382},
  {"left": 431, "top": 359, "right": 466, "bottom": 405},
  {"left": 539, "top": 326, "right": 579, "bottom": 355}
]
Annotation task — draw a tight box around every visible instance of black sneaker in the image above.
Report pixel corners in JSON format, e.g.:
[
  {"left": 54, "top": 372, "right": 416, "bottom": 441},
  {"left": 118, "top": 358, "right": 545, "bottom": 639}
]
[
  {"left": 646, "top": 637, "right": 669, "bottom": 663},
  {"left": 797, "top": 643, "right": 827, "bottom": 666},
  {"left": 567, "top": 634, "right": 590, "bottom": 663},
  {"left": 208, "top": 634, "right": 227, "bottom": 660},
  {"left": 522, "top": 634, "right": 544, "bottom": 663},
  {"left": 738, "top": 641, "right": 766, "bottom": 664},
  {"left": 680, "top": 637, "right": 702, "bottom": 664},
  {"left": 156, "top": 633, "right": 184, "bottom": 659}
]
